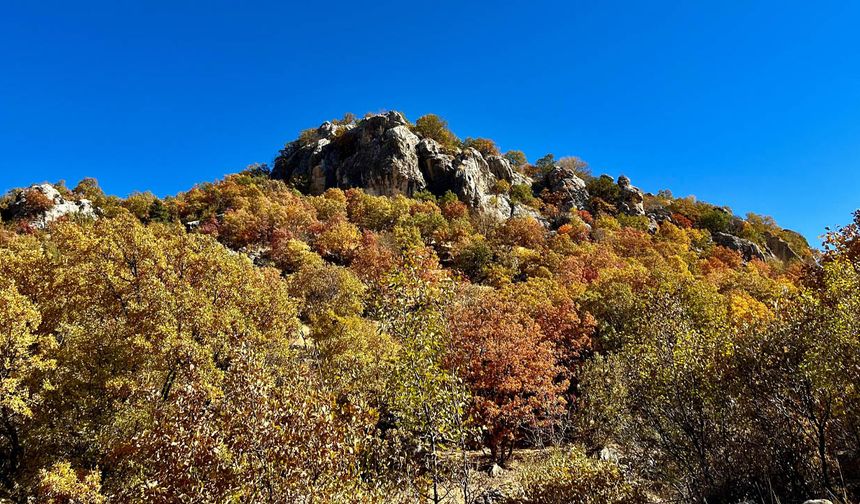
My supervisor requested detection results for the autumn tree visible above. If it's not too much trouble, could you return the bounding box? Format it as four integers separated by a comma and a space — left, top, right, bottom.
557, 156, 591, 180
0, 212, 385, 501
504, 150, 528, 168
463, 137, 500, 158
0, 280, 55, 495
413, 114, 460, 152
369, 267, 473, 503
447, 291, 565, 465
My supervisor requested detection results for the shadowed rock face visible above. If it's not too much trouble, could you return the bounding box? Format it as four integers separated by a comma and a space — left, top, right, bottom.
272, 112, 524, 222
713, 231, 772, 261
765, 232, 801, 262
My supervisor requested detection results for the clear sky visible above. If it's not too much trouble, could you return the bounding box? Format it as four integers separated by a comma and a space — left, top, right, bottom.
2, 1, 859, 244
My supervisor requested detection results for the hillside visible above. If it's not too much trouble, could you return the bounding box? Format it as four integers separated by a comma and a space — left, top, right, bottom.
0, 111, 858, 504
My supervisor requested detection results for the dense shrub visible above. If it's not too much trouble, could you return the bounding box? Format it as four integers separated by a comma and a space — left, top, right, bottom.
453, 237, 494, 281
463, 137, 500, 158
615, 214, 650, 231
504, 150, 528, 168
585, 175, 621, 205
21, 187, 54, 214
698, 207, 733, 234
508, 447, 646, 504
413, 114, 460, 151
509, 184, 538, 207
448, 292, 564, 464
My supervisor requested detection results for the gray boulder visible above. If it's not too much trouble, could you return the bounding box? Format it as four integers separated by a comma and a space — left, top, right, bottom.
486, 155, 515, 182
417, 140, 508, 212
488, 463, 505, 478
599, 444, 622, 464
511, 202, 550, 228
416, 140, 513, 221
453, 148, 510, 219
272, 111, 425, 196
543, 165, 590, 211
273, 113, 516, 221
802, 500, 833, 504
647, 206, 672, 223
618, 175, 645, 216
713, 232, 772, 261
475, 488, 508, 504
647, 215, 659, 234
511, 171, 533, 187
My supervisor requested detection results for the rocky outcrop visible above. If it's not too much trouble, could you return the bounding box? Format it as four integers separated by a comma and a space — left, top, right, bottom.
486, 155, 514, 182
713, 232, 772, 261
618, 175, 645, 216
417, 139, 513, 220
765, 232, 801, 262
416, 138, 456, 194
5, 184, 96, 228
511, 202, 550, 227
273, 112, 426, 196
274, 113, 522, 222
270, 114, 813, 266
542, 165, 590, 212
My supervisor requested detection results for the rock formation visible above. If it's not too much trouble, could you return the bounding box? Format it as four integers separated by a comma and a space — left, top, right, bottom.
4, 183, 96, 228
273, 112, 526, 222
542, 164, 590, 212
269, 113, 809, 265
713, 231, 772, 261
765, 231, 801, 262
617, 175, 645, 216
272, 112, 425, 196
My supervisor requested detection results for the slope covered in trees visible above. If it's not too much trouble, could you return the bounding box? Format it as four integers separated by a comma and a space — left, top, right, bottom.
0, 112, 857, 503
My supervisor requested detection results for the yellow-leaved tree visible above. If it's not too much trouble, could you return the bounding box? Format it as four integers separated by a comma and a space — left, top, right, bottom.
0, 211, 381, 502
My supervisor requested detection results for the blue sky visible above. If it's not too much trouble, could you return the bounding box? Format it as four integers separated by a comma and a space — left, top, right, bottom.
2, 1, 859, 244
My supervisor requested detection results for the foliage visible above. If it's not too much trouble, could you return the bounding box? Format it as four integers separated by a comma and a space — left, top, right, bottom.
507, 447, 646, 504
453, 237, 494, 282
557, 156, 592, 180
504, 150, 528, 168
414, 114, 460, 151
0, 280, 56, 492
21, 187, 54, 214
580, 261, 860, 502
448, 292, 564, 464
585, 175, 620, 207
492, 178, 511, 195
698, 207, 733, 234
0, 136, 839, 503
463, 137, 500, 158
36, 462, 104, 504
509, 184, 537, 207
369, 266, 474, 502
289, 261, 365, 320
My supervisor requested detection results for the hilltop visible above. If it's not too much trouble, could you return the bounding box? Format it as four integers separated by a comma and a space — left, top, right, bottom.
271, 111, 811, 263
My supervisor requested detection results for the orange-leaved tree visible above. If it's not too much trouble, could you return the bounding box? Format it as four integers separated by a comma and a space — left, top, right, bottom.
447, 291, 565, 464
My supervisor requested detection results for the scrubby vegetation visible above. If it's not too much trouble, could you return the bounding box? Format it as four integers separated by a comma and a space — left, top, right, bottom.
0, 115, 857, 503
